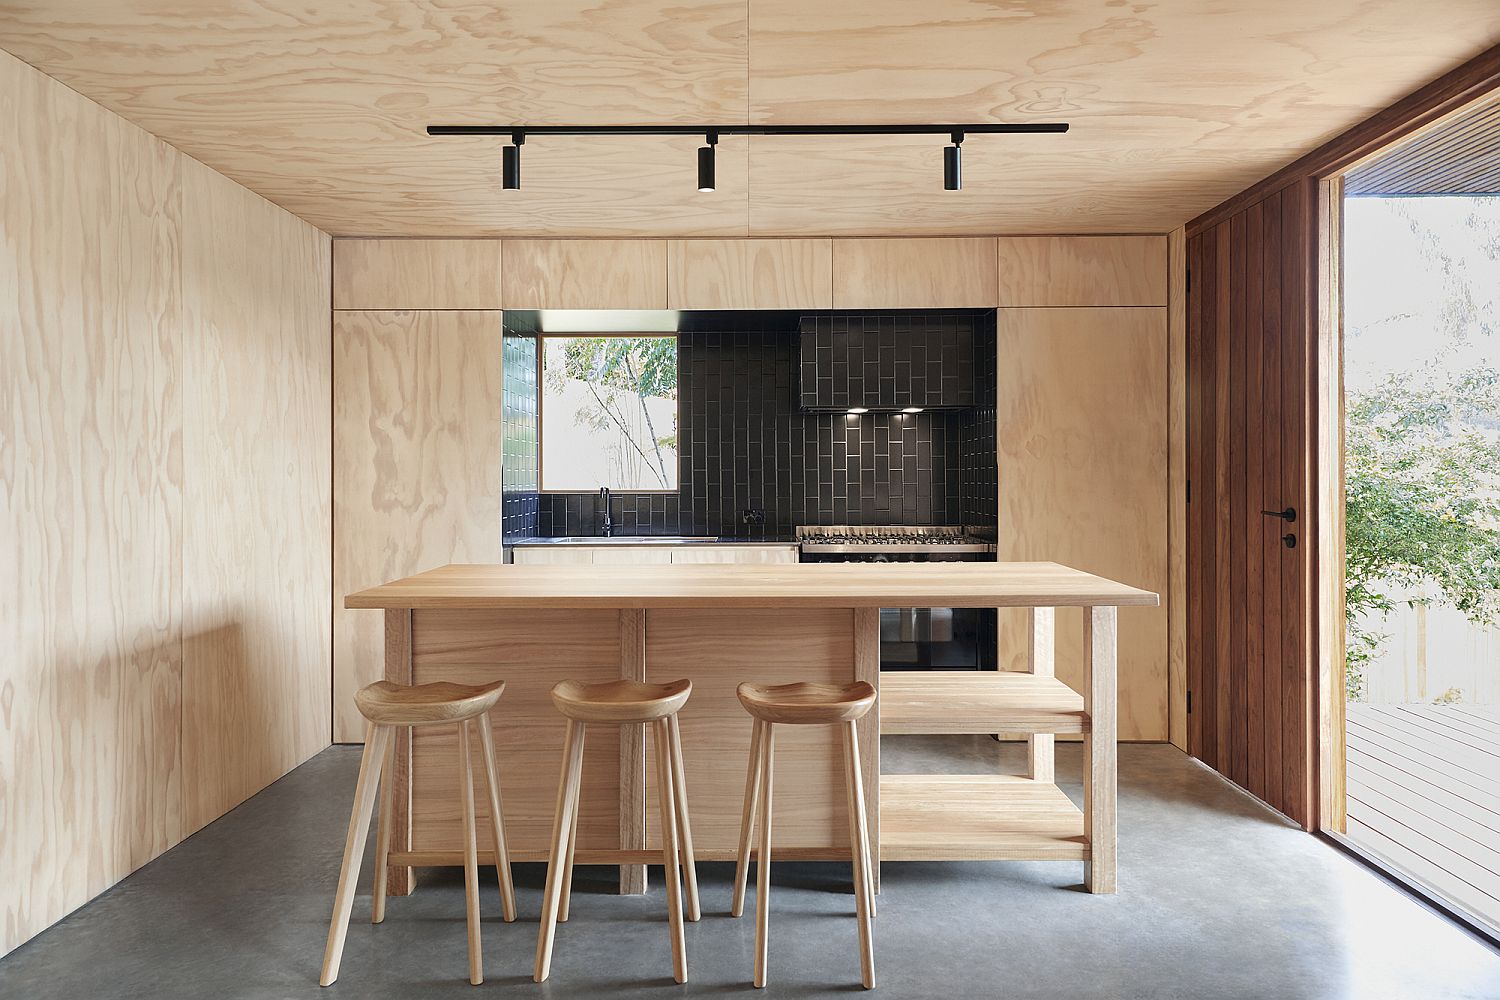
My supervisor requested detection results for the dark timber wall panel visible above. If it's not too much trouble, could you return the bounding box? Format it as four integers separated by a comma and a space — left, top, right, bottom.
1186, 180, 1316, 827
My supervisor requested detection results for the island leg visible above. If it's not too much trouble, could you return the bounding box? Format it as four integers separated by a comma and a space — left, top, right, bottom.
1027, 607, 1056, 783
853, 607, 881, 893
1084, 605, 1118, 893
619, 609, 648, 894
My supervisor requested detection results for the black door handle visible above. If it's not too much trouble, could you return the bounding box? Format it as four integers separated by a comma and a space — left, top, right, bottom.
1261, 507, 1297, 523
1282, 533, 1297, 549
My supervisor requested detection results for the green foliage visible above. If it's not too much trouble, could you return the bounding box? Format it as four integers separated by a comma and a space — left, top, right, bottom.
550, 336, 678, 399
544, 336, 678, 488
1344, 366, 1500, 700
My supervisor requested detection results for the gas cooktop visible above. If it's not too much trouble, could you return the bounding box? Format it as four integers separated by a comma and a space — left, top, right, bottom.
796, 525, 995, 554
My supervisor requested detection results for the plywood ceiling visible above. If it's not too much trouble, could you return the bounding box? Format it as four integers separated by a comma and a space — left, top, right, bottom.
2, 1, 1498, 237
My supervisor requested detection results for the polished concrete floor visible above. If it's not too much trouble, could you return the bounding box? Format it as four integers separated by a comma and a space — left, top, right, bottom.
2, 738, 1498, 999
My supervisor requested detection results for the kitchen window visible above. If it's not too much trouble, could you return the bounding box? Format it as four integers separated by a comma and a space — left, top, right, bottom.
539, 334, 679, 491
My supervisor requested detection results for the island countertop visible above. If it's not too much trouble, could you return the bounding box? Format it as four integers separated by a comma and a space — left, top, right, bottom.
346, 561, 1160, 610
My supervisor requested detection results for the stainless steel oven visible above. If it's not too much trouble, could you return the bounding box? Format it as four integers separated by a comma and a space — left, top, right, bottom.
796, 526, 997, 671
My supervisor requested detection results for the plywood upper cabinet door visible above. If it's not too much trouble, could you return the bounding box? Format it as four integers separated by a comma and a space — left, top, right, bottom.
832, 238, 998, 308
502, 239, 667, 309
994, 306, 1168, 742
333, 239, 504, 310
333, 310, 503, 742
667, 239, 833, 309
996, 236, 1168, 307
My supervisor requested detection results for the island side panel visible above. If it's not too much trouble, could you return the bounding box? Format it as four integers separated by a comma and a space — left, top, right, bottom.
406, 608, 623, 863
643, 607, 855, 857
385, 608, 414, 896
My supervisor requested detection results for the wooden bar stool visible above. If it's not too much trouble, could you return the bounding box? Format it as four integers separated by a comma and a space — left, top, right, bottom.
732, 680, 877, 990
320, 680, 516, 987
534, 678, 699, 984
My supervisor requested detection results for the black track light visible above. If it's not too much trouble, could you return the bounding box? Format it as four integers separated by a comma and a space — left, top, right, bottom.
697, 131, 717, 192
502, 131, 524, 190
944, 131, 963, 191
427, 122, 1074, 194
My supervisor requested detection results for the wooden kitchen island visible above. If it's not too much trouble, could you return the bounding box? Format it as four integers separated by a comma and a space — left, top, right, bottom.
346, 562, 1158, 897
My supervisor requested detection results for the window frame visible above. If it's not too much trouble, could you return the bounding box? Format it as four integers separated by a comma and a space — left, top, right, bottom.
536, 331, 681, 494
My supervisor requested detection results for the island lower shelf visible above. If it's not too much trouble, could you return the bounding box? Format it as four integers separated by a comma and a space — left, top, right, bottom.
880, 774, 1088, 862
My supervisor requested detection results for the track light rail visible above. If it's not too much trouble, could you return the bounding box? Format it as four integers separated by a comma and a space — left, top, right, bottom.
427, 123, 1068, 137
431, 122, 1069, 191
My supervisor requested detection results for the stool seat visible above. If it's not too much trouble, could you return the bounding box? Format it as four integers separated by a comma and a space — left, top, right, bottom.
736, 681, 876, 725
355, 679, 506, 725
550, 678, 692, 723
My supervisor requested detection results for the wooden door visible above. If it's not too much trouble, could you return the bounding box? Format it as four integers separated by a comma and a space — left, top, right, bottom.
1186, 181, 1318, 827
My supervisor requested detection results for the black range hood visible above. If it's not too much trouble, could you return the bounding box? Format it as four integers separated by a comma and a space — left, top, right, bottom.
798, 313, 977, 412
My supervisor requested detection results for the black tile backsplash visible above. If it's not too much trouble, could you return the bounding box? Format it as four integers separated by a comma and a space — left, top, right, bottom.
959, 313, 997, 541
501, 312, 997, 541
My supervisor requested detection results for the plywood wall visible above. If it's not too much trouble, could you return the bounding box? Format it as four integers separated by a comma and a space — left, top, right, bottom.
1, 47, 185, 960
179, 160, 333, 835
0, 51, 331, 955
332, 311, 503, 742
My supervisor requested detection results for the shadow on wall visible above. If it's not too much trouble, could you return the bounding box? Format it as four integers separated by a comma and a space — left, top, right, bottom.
181, 619, 308, 836
3, 623, 182, 958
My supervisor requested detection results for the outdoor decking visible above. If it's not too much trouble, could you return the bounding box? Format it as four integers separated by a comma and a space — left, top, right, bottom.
1345, 703, 1500, 932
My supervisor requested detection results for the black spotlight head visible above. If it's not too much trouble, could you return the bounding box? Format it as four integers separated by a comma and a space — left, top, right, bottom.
943, 135, 962, 191
502, 145, 520, 189
502, 132, 524, 190
697, 132, 717, 192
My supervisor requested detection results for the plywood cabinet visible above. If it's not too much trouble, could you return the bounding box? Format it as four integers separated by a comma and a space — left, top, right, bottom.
995, 307, 1168, 741
333, 239, 504, 310
502, 239, 666, 309
333, 310, 503, 742
667, 239, 832, 309
832, 238, 998, 308
670, 545, 798, 564
996, 236, 1167, 307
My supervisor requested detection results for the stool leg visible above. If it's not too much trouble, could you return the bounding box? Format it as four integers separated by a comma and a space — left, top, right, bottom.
843, 721, 876, 990
371, 724, 397, 924
667, 713, 700, 922
535, 719, 586, 983
559, 731, 584, 923
731, 719, 765, 918
753, 723, 776, 989
474, 710, 516, 922
653, 718, 688, 984
319, 722, 392, 987
457, 720, 483, 986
